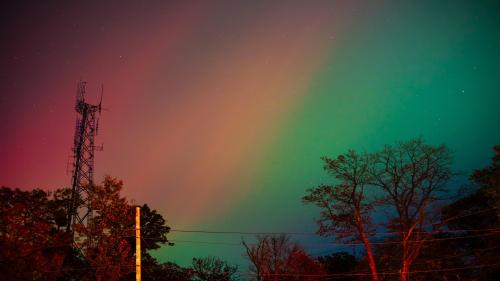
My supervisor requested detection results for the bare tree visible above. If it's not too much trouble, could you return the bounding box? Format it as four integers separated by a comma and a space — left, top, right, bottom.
242, 234, 323, 281
303, 150, 379, 281
191, 256, 238, 281
243, 235, 269, 281
370, 139, 453, 281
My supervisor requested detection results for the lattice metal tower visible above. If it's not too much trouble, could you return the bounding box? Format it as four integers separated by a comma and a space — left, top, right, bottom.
66, 81, 102, 234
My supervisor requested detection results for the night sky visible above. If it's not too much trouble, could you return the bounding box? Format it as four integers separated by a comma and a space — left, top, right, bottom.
1, 0, 500, 267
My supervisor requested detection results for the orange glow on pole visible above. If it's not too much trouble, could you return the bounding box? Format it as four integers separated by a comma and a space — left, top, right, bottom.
136, 206, 141, 281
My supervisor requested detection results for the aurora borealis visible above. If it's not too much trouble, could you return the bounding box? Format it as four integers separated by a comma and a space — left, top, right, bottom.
1, 0, 500, 268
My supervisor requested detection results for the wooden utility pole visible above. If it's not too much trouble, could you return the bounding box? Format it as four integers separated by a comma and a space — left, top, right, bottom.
136, 206, 141, 281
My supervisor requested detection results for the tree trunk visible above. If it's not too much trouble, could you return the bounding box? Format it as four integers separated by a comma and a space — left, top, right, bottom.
401, 260, 410, 281
400, 237, 409, 281
361, 232, 379, 281
356, 213, 379, 281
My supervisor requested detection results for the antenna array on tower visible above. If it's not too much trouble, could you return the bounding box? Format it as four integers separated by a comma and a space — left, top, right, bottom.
66, 81, 103, 238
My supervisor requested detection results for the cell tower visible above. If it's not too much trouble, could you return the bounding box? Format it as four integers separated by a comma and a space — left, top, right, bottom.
66, 81, 103, 234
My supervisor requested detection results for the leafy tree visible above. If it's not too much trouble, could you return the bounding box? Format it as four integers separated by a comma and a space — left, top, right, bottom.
191, 256, 238, 281
0, 175, 173, 281
72, 176, 173, 281
0, 187, 69, 281
123, 204, 174, 281
303, 150, 379, 281
125, 203, 173, 258
74, 177, 134, 281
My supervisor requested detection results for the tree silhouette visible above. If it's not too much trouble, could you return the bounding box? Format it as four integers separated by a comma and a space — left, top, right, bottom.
470, 145, 500, 214
317, 252, 358, 281
304, 139, 454, 281
303, 150, 379, 281
0, 187, 69, 281
1, 176, 174, 281
425, 145, 500, 281
191, 256, 238, 281
74, 176, 134, 281
132, 257, 193, 281
243, 234, 324, 281
370, 139, 453, 281
74, 176, 175, 281
123, 203, 174, 280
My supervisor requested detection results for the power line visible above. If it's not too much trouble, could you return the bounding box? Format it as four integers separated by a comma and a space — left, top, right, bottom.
169, 231, 500, 247
164, 205, 500, 236
169, 229, 318, 236
441, 205, 500, 224
10, 227, 499, 254
402, 245, 500, 269
9, 232, 500, 278
171, 239, 241, 246
141, 237, 159, 281
15, 257, 500, 277
168, 226, 500, 236
237, 262, 500, 277
138, 204, 500, 234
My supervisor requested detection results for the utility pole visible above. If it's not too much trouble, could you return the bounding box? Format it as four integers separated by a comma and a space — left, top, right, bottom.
136, 206, 141, 281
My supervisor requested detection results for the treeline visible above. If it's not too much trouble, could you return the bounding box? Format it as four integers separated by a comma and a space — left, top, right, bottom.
0, 176, 240, 281
1, 139, 499, 280
300, 140, 500, 281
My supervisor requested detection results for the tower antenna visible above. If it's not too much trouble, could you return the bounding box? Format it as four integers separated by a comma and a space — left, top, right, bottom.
66, 80, 103, 240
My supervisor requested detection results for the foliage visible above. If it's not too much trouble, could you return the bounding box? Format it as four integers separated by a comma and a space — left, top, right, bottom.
124, 203, 173, 265
72, 176, 134, 281
2, 144, 499, 281
0, 176, 173, 281
0, 187, 70, 281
